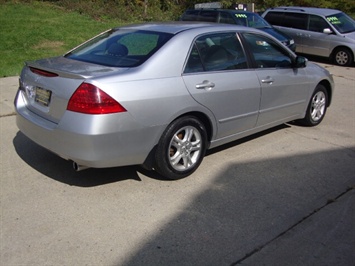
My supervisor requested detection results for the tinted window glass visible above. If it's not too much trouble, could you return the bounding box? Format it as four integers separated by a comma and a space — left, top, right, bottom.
264, 11, 284, 26
219, 12, 235, 24
181, 10, 200, 21
242, 33, 292, 68
65, 29, 173, 67
265, 12, 307, 30
199, 11, 219, 22
184, 45, 204, 73
309, 15, 329, 32
283, 13, 307, 29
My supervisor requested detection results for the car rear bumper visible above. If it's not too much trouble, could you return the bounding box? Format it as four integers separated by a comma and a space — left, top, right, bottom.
15, 90, 161, 168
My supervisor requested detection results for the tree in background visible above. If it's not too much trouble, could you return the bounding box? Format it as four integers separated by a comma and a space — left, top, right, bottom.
34, 0, 355, 21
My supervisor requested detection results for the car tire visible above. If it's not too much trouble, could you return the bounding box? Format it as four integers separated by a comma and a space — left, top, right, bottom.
333, 47, 353, 66
299, 84, 328, 127
154, 116, 207, 180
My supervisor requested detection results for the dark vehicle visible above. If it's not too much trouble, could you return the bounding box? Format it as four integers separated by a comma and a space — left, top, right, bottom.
180, 9, 296, 51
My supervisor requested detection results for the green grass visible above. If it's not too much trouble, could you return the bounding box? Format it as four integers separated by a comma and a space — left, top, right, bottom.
0, 2, 123, 77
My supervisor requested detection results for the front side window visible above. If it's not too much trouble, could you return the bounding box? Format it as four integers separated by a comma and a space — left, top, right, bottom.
242, 33, 293, 68
65, 29, 173, 67
309, 15, 329, 32
184, 32, 247, 73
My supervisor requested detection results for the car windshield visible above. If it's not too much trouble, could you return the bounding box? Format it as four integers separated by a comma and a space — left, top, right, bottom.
65, 29, 173, 67
234, 13, 271, 28
326, 12, 355, 34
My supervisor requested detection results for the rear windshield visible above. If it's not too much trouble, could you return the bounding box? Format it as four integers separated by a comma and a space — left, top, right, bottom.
65, 29, 173, 67
326, 12, 355, 34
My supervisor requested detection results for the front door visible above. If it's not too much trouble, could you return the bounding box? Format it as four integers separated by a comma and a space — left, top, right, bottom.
302, 15, 332, 57
241, 32, 310, 126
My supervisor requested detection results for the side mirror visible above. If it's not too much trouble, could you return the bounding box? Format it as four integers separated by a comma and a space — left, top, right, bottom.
323, 28, 333, 34
294, 56, 307, 68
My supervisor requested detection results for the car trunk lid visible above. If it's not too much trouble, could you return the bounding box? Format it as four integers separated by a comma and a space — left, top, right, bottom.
19, 56, 128, 124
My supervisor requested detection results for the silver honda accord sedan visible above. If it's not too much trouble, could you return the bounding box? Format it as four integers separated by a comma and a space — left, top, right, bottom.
15, 22, 334, 179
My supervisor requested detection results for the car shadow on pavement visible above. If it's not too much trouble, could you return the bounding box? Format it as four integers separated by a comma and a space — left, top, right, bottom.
138, 124, 290, 181
206, 124, 290, 156
13, 131, 142, 187
13, 124, 291, 185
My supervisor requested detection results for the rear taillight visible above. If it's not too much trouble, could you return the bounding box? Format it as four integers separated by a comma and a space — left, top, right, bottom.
29, 67, 58, 77
67, 83, 126, 114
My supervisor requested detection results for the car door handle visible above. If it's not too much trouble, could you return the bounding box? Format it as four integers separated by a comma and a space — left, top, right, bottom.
196, 80, 215, 90
261, 77, 274, 84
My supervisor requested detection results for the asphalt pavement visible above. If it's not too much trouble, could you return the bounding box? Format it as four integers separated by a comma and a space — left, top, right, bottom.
1, 63, 354, 266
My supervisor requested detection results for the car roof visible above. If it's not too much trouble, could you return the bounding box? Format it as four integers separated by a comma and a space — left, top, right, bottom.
269, 6, 342, 16
185, 8, 257, 15
116, 21, 249, 35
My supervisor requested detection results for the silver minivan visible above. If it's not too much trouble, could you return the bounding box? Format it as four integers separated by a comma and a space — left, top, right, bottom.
262, 7, 355, 66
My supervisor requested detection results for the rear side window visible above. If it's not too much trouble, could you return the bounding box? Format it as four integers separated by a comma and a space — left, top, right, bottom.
284, 13, 308, 29
199, 11, 219, 22
265, 11, 307, 30
184, 32, 248, 73
264, 11, 284, 26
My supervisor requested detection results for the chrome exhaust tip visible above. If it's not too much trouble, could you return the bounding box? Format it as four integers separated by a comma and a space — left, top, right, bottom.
73, 162, 89, 171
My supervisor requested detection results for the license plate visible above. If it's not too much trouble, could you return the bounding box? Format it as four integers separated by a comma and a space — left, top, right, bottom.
35, 87, 52, 106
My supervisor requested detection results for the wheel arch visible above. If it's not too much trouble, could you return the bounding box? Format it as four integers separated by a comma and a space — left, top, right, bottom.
318, 79, 333, 107
174, 111, 214, 145
142, 111, 214, 170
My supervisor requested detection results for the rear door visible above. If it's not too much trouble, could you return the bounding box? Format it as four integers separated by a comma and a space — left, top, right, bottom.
182, 32, 261, 139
